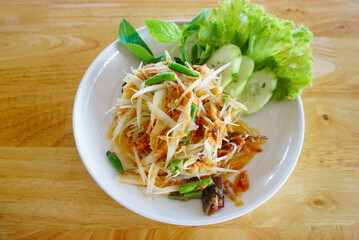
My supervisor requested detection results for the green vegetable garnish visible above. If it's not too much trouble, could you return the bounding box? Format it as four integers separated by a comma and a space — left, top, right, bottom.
144, 72, 176, 85
106, 151, 124, 174
168, 62, 199, 77
168, 190, 203, 200
148, 54, 166, 64
179, 177, 214, 194
118, 0, 314, 107
118, 20, 168, 64
181, 104, 198, 145
168, 159, 182, 175
118, 18, 154, 63
118, 9, 210, 64
198, 0, 314, 100
144, 9, 210, 64
190, 44, 200, 65
190, 104, 198, 120
181, 131, 191, 145
144, 19, 182, 43
174, 57, 185, 65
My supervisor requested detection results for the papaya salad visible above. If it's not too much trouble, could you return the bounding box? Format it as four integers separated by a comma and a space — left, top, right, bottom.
107, 52, 267, 215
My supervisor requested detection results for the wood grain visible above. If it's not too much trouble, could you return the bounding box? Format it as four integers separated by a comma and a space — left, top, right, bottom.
1, 0, 359, 239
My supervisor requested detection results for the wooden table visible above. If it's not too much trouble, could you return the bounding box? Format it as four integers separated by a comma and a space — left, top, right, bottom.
1, 0, 358, 239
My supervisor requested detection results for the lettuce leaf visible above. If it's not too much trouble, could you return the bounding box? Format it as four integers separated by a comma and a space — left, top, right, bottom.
245, 12, 295, 66
196, 0, 314, 100
197, 0, 249, 47
273, 25, 314, 99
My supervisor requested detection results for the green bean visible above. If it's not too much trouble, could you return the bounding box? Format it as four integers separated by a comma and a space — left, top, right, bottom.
190, 104, 198, 120
106, 151, 124, 174
181, 131, 191, 145
180, 104, 197, 145
168, 62, 199, 77
168, 159, 182, 175
168, 190, 203, 200
144, 72, 176, 85
179, 177, 214, 194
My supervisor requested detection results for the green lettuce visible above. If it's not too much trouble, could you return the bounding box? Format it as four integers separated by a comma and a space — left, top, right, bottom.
245, 12, 295, 66
196, 0, 314, 100
273, 25, 314, 99
197, 0, 249, 48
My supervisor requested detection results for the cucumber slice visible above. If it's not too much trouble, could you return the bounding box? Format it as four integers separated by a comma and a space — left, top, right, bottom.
238, 68, 277, 115
225, 55, 255, 96
206, 44, 241, 69
206, 44, 242, 87
221, 56, 242, 87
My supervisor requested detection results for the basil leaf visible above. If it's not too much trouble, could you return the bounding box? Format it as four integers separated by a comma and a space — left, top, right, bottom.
147, 54, 166, 63
144, 19, 182, 43
183, 9, 210, 38
174, 57, 185, 65
118, 18, 153, 55
198, 44, 216, 65
191, 44, 199, 65
179, 45, 190, 63
121, 42, 155, 63
189, 9, 210, 31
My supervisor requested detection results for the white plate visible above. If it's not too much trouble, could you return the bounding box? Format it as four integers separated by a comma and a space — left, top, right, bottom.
73, 20, 304, 226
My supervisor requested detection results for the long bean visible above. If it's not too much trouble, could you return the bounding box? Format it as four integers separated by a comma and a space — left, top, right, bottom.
190, 104, 198, 120
179, 177, 214, 194
106, 151, 124, 174
168, 62, 199, 77
168, 190, 203, 200
181, 104, 198, 145
181, 131, 191, 145
144, 72, 176, 85
168, 159, 182, 175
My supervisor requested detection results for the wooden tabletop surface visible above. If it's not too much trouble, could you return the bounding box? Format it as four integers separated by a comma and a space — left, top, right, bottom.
1, 0, 359, 239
